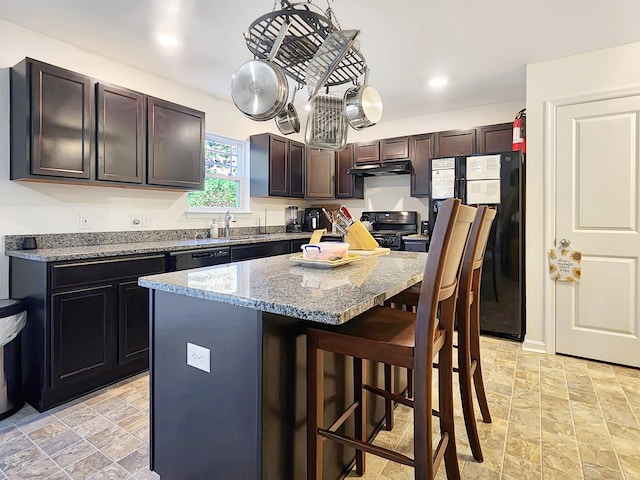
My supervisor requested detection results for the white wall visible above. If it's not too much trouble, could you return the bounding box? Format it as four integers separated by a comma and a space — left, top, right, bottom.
525, 41, 640, 352
0, 18, 523, 298
0, 19, 307, 298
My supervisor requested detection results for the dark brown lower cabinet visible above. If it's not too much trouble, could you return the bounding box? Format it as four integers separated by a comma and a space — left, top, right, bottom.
231, 241, 291, 262
118, 280, 151, 366
52, 285, 116, 386
11, 254, 165, 411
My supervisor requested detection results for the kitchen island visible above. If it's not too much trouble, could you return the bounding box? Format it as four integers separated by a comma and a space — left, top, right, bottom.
139, 251, 427, 480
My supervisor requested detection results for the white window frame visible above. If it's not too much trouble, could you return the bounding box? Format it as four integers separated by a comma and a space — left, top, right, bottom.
185, 133, 250, 214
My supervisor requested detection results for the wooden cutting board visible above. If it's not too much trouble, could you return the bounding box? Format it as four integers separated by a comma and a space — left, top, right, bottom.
349, 247, 391, 256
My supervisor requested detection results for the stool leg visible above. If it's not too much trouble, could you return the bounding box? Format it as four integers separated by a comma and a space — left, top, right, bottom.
439, 297, 461, 480
471, 272, 492, 423
457, 299, 483, 462
407, 368, 414, 398
354, 357, 366, 475
307, 335, 324, 480
384, 364, 394, 431
413, 365, 433, 480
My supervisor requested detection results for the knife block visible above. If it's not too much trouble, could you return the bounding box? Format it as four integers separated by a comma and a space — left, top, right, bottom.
345, 221, 379, 250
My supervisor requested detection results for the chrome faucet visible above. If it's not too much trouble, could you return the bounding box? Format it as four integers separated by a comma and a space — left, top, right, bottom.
224, 211, 236, 237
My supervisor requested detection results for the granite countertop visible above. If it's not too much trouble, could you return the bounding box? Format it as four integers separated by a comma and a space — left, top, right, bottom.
5, 233, 316, 262
138, 251, 427, 325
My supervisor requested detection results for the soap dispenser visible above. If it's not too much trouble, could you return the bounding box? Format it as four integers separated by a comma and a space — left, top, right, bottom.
210, 219, 219, 238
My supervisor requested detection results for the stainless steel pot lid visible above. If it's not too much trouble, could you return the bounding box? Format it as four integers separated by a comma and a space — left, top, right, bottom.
231, 60, 289, 119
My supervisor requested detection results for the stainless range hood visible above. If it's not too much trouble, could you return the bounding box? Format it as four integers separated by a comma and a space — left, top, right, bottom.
347, 160, 412, 176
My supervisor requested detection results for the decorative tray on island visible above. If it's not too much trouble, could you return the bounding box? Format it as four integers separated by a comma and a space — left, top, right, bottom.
290, 253, 361, 268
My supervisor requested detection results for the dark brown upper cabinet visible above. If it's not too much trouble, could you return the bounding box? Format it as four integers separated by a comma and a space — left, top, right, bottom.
147, 97, 205, 190
409, 133, 435, 198
434, 128, 477, 157
477, 122, 513, 153
289, 140, 305, 198
11, 57, 205, 191
11, 58, 93, 180
306, 147, 335, 199
335, 145, 364, 199
250, 133, 305, 198
354, 141, 380, 164
96, 83, 145, 184
380, 136, 410, 161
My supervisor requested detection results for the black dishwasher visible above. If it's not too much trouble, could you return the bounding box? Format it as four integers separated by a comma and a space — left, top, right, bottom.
168, 247, 231, 271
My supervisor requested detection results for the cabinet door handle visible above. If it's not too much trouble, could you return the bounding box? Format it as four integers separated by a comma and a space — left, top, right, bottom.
192, 252, 215, 259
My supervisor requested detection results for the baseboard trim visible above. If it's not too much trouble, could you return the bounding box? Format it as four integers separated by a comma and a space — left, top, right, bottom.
522, 339, 547, 354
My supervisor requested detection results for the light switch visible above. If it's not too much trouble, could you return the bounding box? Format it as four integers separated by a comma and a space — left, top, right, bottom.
186, 342, 210, 373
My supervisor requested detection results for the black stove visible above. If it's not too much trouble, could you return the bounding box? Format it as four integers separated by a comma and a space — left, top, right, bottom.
360, 211, 419, 250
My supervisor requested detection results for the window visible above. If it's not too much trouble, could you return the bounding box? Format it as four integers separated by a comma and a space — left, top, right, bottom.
187, 133, 248, 212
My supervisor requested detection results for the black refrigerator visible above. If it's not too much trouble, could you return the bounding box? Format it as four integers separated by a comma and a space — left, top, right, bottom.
429, 152, 525, 341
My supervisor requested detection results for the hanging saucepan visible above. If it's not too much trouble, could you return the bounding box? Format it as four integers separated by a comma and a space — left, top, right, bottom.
275, 84, 301, 135
231, 20, 291, 121
344, 68, 383, 130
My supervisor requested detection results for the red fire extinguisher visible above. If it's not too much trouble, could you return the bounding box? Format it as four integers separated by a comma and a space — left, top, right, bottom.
513, 108, 526, 153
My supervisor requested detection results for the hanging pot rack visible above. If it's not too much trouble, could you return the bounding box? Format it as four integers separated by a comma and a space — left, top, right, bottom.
243, 0, 367, 88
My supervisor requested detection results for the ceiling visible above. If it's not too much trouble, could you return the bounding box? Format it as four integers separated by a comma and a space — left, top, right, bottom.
1, 0, 640, 121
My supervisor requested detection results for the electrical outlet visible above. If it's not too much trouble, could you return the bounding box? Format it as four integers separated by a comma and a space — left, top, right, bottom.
186, 343, 210, 373
79, 214, 90, 229
142, 215, 151, 227
131, 213, 142, 228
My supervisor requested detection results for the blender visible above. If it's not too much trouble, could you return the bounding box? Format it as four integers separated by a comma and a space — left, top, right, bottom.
285, 206, 301, 232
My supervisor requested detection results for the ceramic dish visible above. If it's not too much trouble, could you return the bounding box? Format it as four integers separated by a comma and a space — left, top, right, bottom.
290, 253, 361, 269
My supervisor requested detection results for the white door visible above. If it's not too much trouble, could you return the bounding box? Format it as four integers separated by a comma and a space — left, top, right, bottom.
555, 93, 640, 368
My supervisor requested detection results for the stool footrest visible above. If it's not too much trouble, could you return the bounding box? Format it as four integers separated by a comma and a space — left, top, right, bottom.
470, 359, 477, 376
327, 402, 359, 433
433, 432, 449, 473
318, 428, 415, 467
362, 384, 414, 408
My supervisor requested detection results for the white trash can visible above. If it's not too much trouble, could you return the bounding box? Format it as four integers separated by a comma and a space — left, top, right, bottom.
0, 299, 26, 419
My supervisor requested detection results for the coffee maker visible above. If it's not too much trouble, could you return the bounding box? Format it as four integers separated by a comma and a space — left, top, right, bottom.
303, 208, 325, 232
285, 206, 302, 232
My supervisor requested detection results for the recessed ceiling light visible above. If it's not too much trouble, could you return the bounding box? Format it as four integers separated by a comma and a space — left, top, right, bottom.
158, 33, 178, 48
429, 76, 448, 88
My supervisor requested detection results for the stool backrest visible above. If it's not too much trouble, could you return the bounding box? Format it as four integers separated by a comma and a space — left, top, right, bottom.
457, 206, 493, 302
414, 200, 475, 351
472, 207, 497, 271
438, 204, 477, 301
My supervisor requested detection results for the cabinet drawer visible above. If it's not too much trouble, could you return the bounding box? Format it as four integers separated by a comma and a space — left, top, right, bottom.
51, 254, 166, 289
231, 242, 291, 262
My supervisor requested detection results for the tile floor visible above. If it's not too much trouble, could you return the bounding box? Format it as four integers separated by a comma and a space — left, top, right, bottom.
0, 374, 155, 480
353, 336, 640, 480
0, 336, 638, 479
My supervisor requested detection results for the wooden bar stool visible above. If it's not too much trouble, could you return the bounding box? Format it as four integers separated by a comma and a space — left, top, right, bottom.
388, 206, 496, 462
306, 199, 476, 480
